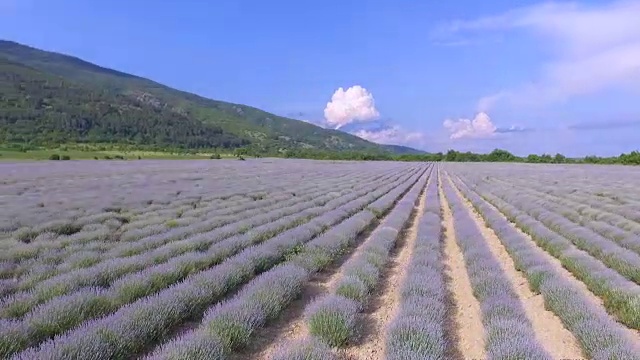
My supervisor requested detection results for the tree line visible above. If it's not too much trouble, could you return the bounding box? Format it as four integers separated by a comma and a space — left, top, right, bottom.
280, 148, 640, 165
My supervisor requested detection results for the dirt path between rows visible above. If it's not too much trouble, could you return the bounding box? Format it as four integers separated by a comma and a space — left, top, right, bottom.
246, 171, 430, 360
449, 173, 640, 346
444, 172, 585, 358
338, 174, 429, 360
439, 170, 486, 360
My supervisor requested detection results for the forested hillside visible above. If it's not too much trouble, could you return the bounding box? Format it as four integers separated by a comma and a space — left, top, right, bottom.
0, 40, 422, 154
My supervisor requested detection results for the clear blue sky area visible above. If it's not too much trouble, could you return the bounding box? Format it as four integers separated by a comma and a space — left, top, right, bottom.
1, 0, 639, 156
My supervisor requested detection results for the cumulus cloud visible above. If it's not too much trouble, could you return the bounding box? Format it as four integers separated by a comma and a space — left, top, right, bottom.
436, 1, 640, 110
443, 112, 498, 139
324, 85, 380, 129
354, 126, 424, 146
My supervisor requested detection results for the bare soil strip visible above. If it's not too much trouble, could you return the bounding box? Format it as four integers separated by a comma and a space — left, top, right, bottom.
445, 173, 585, 358
239, 171, 430, 360
337, 175, 429, 360
439, 170, 486, 360
449, 173, 640, 345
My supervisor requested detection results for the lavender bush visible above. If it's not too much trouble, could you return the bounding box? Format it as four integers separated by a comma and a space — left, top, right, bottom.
305, 294, 360, 347
451, 174, 640, 358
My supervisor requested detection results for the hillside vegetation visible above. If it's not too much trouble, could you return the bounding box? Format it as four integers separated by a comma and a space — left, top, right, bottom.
0, 40, 423, 155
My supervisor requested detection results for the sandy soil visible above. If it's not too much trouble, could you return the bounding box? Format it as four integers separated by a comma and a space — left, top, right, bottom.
439, 171, 486, 360
444, 172, 584, 359
338, 175, 429, 360
448, 173, 640, 346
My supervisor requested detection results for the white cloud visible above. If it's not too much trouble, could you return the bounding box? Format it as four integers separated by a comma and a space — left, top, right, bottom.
324, 85, 380, 129
353, 126, 424, 146
438, 1, 640, 110
443, 112, 497, 139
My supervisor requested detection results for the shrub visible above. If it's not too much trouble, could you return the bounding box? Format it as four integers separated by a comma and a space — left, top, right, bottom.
305, 295, 358, 347
343, 259, 379, 291
335, 276, 368, 304
210, 153, 221, 159
48, 154, 60, 160
204, 301, 264, 351
165, 220, 179, 228
61, 155, 71, 161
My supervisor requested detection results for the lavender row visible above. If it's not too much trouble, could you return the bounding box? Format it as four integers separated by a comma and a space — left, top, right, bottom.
488, 176, 640, 226
484, 178, 640, 255
3, 183, 290, 270
0, 205, 322, 356
0, 167, 410, 340
10, 166, 427, 359
145, 166, 430, 358
474, 181, 640, 284
0, 168, 395, 306
3, 191, 306, 293
441, 178, 551, 360
455, 176, 640, 330
288, 166, 430, 350
146, 201, 390, 359
451, 175, 640, 359
1, 165, 308, 243
0, 189, 335, 314
0, 170, 408, 303
101, 169, 397, 257
0, 170, 420, 356
2, 166, 372, 264
461, 168, 640, 235
385, 170, 447, 360
2, 159, 378, 232
2, 168, 363, 268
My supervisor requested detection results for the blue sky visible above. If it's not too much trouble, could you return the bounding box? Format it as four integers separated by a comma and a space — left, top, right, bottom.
1, 0, 639, 156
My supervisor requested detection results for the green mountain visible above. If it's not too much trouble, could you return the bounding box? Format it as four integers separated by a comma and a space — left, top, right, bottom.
0, 40, 424, 154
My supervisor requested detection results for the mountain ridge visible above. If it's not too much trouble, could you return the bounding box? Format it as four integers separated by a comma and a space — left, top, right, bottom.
0, 40, 424, 155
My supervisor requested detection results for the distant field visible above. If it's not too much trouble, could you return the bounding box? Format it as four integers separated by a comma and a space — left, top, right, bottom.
0, 160, 639, 359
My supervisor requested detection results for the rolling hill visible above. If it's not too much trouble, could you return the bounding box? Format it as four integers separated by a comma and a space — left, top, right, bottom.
0, 40, 424, 155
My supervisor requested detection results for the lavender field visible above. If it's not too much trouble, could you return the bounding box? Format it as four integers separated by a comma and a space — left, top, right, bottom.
1, 159, 639, 360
